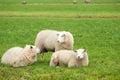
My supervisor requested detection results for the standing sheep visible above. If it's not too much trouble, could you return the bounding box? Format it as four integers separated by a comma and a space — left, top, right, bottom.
50, 49, 89, 67
1, 45, 40, 67
35, 30, 74, 59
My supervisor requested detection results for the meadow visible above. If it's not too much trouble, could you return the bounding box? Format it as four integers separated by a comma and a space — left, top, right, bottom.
0, 0, 120, 80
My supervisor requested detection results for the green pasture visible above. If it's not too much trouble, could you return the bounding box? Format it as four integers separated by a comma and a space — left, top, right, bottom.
0, 0, 120, 80
0, 4, 119, 18
0, 18, 120, 80
0, 0, 120, 18
0, 0, 120, 4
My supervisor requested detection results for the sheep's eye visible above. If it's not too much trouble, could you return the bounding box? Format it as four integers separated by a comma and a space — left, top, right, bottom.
57, 34, 59, 36
83, 49, 86, 52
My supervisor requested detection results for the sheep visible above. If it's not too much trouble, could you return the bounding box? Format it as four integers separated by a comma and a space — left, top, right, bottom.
1, 45, 40, 67
35, 30, 74, 60
50, 49, 88, 67
22, 1, 27, 5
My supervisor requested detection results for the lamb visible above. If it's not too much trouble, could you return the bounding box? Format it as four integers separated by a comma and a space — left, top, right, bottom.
35, 30, 74, 59
1, 45, 40, 67
50, 49, 88, 67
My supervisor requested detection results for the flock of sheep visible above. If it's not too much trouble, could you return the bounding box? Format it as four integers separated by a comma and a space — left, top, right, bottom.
1, 30, 89, 68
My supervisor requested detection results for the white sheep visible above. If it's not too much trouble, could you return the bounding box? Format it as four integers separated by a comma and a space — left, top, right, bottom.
35, 30, 74, 59
50, 49, 89, 67
1, 45, 40, 67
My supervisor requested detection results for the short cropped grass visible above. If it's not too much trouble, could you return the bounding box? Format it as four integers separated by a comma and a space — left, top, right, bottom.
0, 0, 120, 4
0, 0, 120, 18
0, 17, 120, 80
0, 0, 120, 79
0, 4, 119, 18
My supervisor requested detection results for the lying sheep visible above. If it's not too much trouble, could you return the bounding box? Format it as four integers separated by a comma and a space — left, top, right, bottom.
1, 45, 40, 67
35, 30, 74, 59
50, 49, 88, 67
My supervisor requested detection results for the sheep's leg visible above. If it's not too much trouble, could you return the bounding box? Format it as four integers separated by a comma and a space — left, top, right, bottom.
13, 61, 27, 67
12, 61, 20, 67
59, 63, 65, 67
81, 61, 88, 66
41, 52, 44, 60
68, 64, 75, 67
50, 57, 58, 67
50, 61, 57, 67
13, 64, 19, 67
68, 61, 76, 68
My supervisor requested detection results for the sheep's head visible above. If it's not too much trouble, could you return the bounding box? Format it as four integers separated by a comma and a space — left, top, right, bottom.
56, 31, 66, 43
25, 45, 40, 54
75, 49, 86, 60
24, 45, 40, 61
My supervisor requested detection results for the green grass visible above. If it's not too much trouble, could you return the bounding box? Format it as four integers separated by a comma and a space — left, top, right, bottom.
0, 17, 120, 80
0, 4, 119, 18
0, 0, 120, 4
0, 0, 119, 18
0, 0, 120, 79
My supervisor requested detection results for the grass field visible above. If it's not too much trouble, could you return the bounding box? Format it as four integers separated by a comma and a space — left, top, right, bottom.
0, 0, 120, 80
0, 3, 119, 18
0, 0, 120, 4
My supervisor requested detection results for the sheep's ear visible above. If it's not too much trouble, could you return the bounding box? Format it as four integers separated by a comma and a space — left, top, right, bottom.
84, 49, 87, 52
30, 46, 33, 49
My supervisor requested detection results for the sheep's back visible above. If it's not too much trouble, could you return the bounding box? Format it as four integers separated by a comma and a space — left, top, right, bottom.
54, 50, 76, 64
35, 30, 58, 50
1, 47, 23, 65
